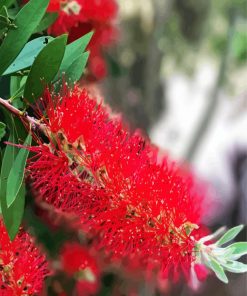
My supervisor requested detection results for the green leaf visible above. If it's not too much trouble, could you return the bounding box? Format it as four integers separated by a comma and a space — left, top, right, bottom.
0, 121, 6, 140
0, 0, 15, 10
3, 36, 53, 76
0, 121, 17, 214
6, 134, 31, 207
221, 260, 247, 273
5, 182, 25, 240
64, 51, 89, 85
226, 242, 247, 260
210, 258, 229, 283
54, 31, 93, 80
0, 0, 49, 74
216, 225, 244, 246
34, 12, 58, 33
24, 34, 67, 103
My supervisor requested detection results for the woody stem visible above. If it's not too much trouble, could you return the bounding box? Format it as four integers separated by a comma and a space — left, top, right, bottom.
0, 97, 46, 132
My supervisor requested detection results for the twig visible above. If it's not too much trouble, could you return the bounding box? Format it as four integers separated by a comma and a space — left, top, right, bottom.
0, 97, 46, 133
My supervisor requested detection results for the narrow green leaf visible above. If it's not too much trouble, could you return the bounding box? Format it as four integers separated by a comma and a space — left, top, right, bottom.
3, 36, 53, 76
0, 121, 17, 214
24, 34, 67, 103
65, 51, 89, 85
226, 242, 247, 260
0, 0, 49, 74
221, 260, 247, 273
5, 182, 25, 240
216, 225, 244, 246
0, 121, 6, 140
34, 12, 58, 33
6, 134, 31, 207
210, 258, 229, 283
54, 31, 93, 80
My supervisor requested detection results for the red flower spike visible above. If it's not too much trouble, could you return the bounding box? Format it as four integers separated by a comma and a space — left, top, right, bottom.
0, 219, 49, 295
60, 243, 100, 295
27, 85, 208, 282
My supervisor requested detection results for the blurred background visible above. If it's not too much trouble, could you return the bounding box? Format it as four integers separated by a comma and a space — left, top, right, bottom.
100, 0, 247, 295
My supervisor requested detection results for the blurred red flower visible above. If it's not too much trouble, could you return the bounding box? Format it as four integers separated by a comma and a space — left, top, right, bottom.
0, 220, 49, 295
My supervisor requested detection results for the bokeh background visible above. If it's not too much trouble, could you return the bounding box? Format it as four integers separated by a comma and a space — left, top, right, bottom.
100, 0, 247, 295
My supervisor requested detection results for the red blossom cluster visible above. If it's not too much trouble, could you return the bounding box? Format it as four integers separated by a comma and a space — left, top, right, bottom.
0, 220, 49, 295
33, 0, 118, 80
26, 85, 209, 284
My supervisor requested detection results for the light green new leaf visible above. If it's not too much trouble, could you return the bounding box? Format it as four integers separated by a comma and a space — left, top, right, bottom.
3, 36, 53, 76
221, 260, 247, 273
6, 134, 31, 207
0, 0, 49, 74
24, 34, 67, 103
226, 242, 247, 260
0, 121, 6, 140
216, 225, 244, 246
54, 31, 93, 80
210, 258, 229, 283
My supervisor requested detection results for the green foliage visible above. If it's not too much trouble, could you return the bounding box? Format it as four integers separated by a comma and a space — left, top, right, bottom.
197, 225, 247, 284
0, 121, 6, 140
0, 0, 92, 241
0, 0, 49, 74
3, 36, 54, 76
24, 34, 67, 103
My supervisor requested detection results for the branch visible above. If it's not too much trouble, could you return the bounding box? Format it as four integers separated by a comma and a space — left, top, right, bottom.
0, 97, 46, 133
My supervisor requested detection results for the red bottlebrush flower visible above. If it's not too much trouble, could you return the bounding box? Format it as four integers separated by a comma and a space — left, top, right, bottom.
60, 243, 100, 295
27, 85, 208, 282
0, 219, 49, 295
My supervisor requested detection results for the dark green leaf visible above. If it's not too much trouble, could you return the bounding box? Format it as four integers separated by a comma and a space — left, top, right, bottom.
64, 51, 89, 85
0, 0, 15, 10
216, 225, 244, 246
0, 0, 49, 74
0, 121, 17, 213
34, 12, 58, 33
3, 36, 53, 76
54, 31, 93, 80
5, 182, 25, 240
6, 134, 31, 207
0, 121, 6, 140
24, 34, 67, 103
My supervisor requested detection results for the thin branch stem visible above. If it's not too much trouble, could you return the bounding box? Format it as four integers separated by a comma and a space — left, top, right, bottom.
0, 97, 46, 132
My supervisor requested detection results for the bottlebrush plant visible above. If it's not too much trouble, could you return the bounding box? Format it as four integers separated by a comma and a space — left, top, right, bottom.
0, 0, 246, 295
23, 0, 118, 80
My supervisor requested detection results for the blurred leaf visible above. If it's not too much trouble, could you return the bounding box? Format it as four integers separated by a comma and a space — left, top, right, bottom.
209, 258, 229, 283
0, 121, 6, 140
232, 30, 247, 62
6, 134, 31, 207
3, 36, 53, 76
221, 260, 247, 273
54, 31, 93, 80
64, 51, 89, 85
0, 0, 15, 10
216, 225, 244, 246
34, 12, 58, 33
24, 34, 67, 103
0, 0, 49, 74
226, 242, 247, 260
